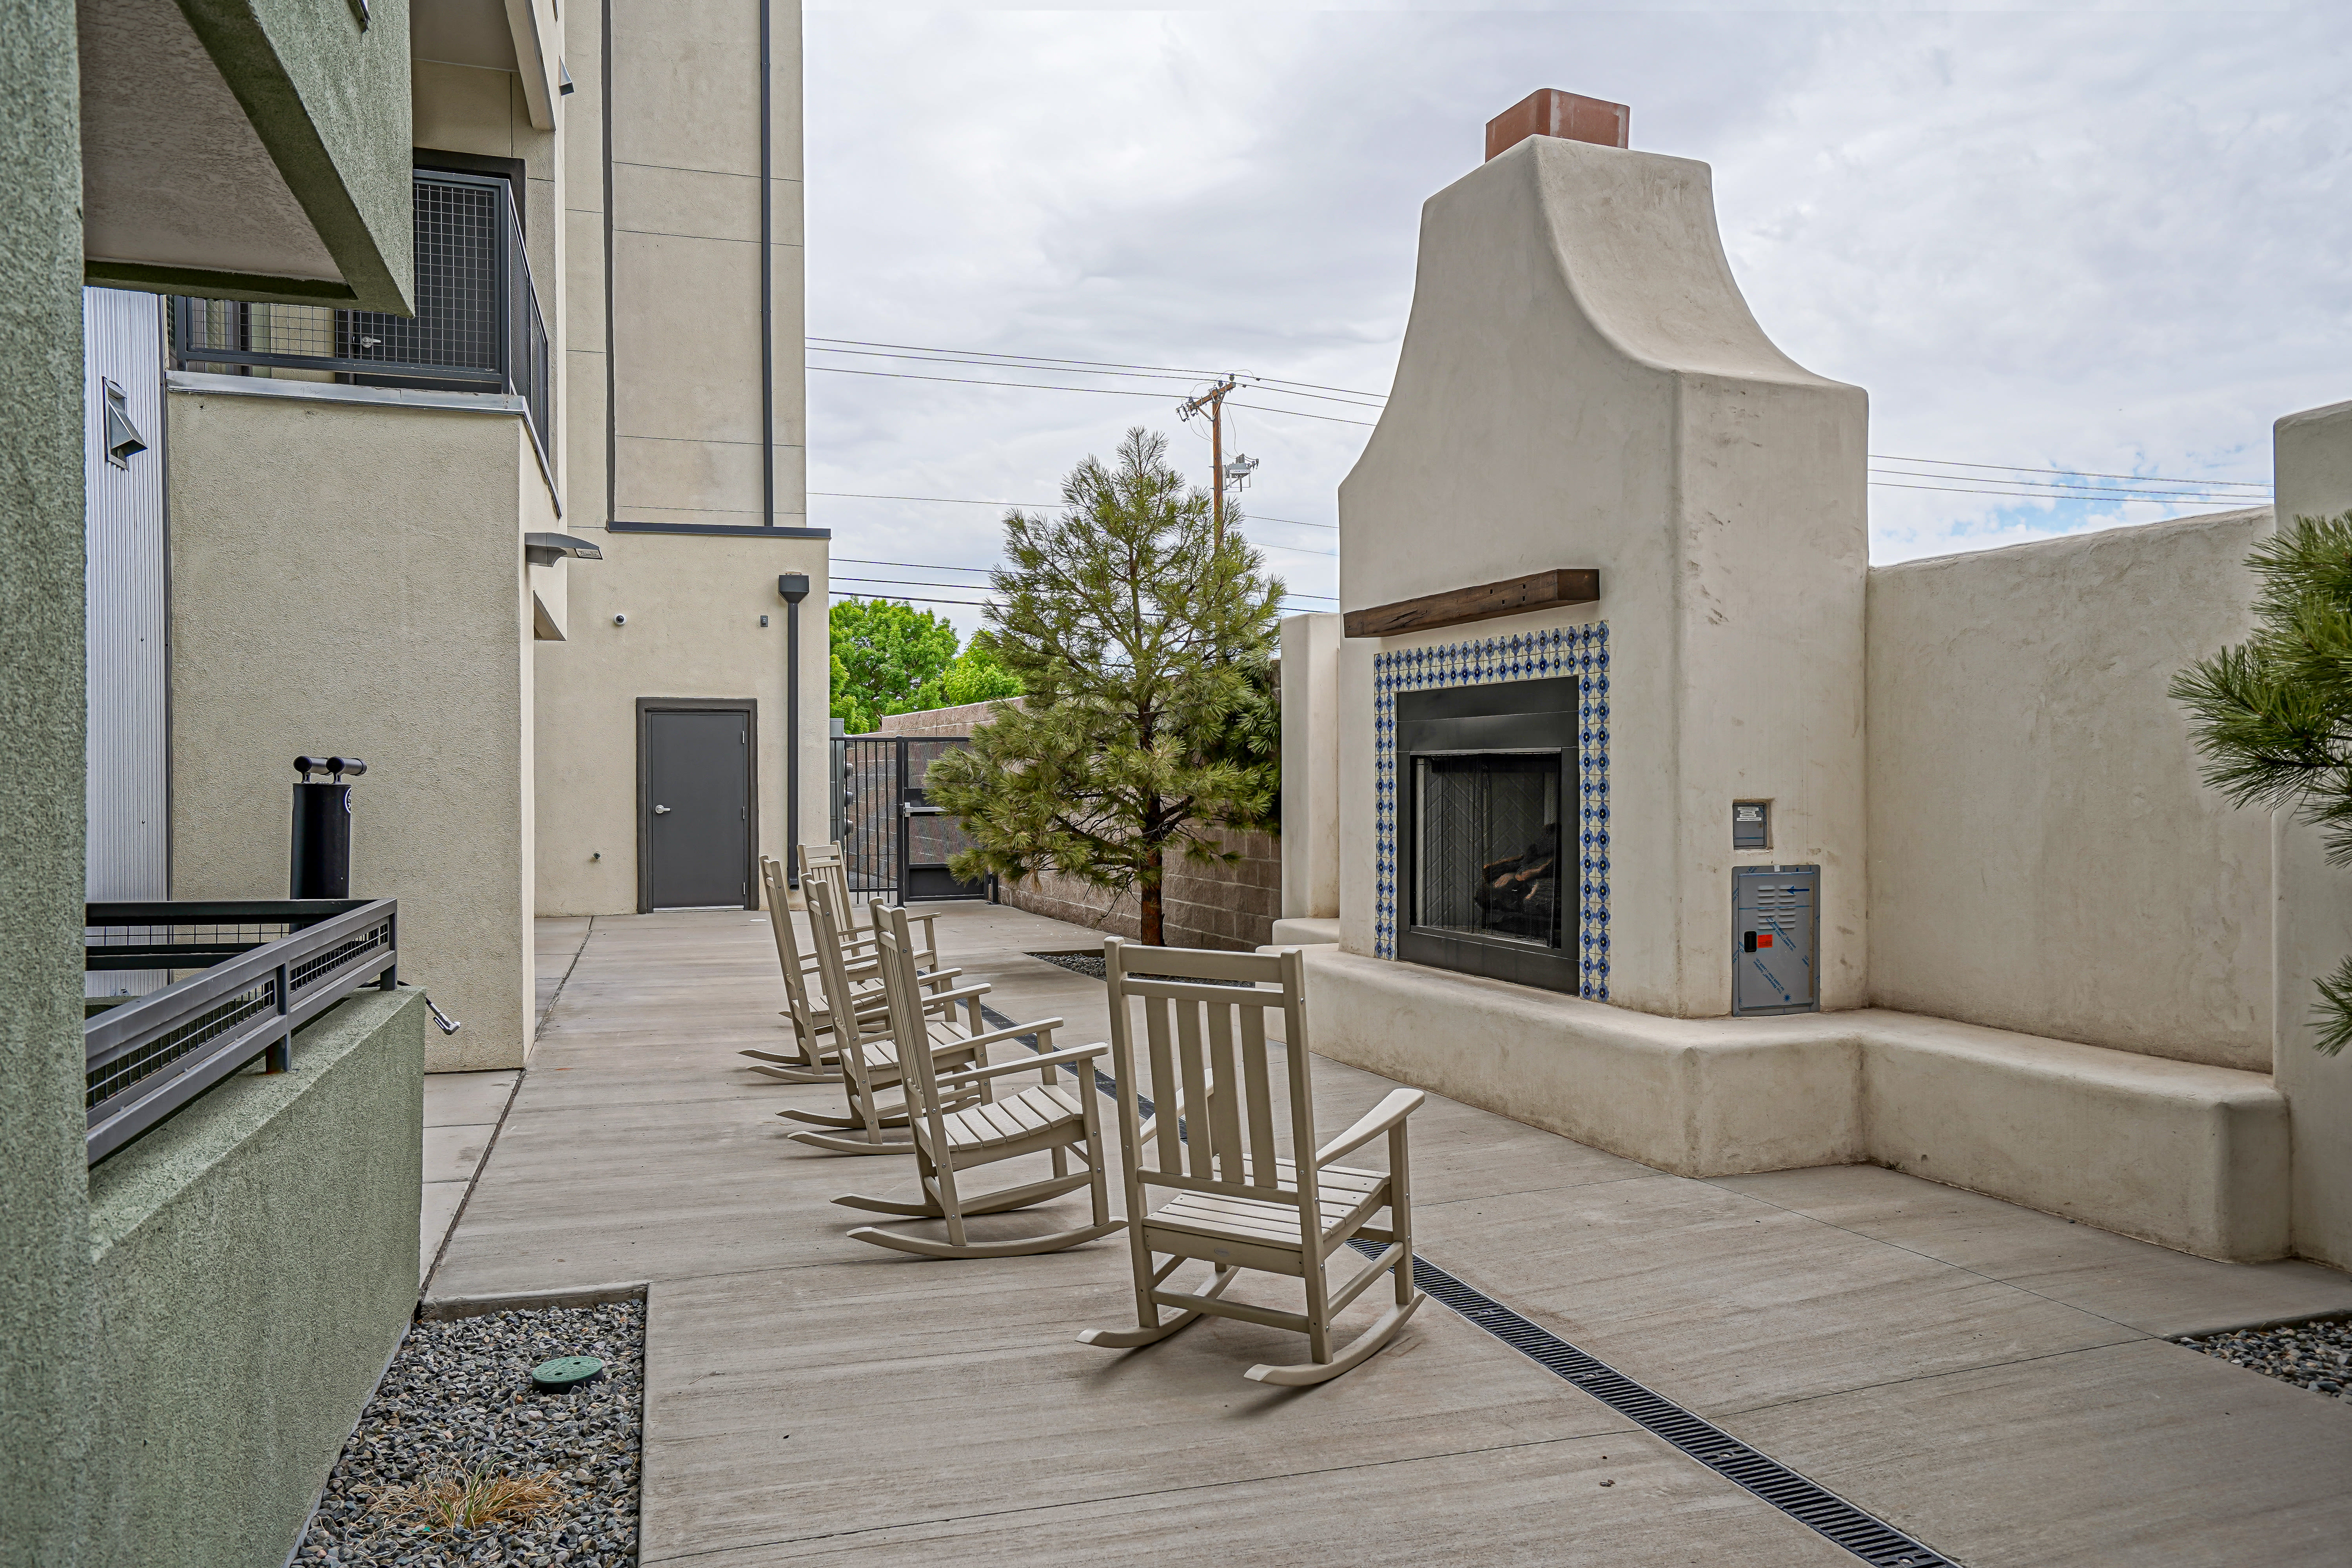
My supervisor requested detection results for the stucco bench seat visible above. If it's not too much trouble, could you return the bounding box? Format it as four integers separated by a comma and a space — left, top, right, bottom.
1299, 947, 2290, 1262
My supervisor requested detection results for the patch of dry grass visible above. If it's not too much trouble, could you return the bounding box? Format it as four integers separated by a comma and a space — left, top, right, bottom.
370, 1462, 565, 1534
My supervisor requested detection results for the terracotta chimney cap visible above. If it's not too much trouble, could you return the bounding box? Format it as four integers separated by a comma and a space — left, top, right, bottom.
1486, 89, 1629, 162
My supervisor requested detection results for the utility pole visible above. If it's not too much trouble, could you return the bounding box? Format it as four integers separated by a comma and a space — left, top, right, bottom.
1179, 377, 1239, 551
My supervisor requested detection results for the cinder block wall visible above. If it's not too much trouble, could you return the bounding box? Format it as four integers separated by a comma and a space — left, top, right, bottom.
85, 989, 425, 1568
1000, 829, 1282, 952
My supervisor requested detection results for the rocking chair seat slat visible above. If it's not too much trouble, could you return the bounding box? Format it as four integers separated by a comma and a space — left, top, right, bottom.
937, 1084, 1084, 1151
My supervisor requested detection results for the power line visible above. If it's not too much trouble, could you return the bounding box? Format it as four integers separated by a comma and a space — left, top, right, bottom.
1871, 454, 2270, 490
816, 492, 1343, 534
814, 490, 1056, 509
808, 336, 1392, 403
1866, 479, 2260, 505
809, 365, 1377, 426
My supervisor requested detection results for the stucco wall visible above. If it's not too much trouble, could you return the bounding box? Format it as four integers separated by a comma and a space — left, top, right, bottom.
1866, 509, 2276, 1070
2272, 399, 2352, 1270
579, 0, 808, 528
166, 385, 546, 1069
0, 4, 99, 1559
87, 987, 424, 1568
1280, 612, 1341, 921
534, 529, 830, 915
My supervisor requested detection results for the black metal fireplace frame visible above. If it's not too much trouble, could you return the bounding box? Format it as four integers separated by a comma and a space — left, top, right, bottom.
1396, 676, 1583, 994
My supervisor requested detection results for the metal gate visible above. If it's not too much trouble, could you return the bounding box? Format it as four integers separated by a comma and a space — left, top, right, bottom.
838, 736, 991, 904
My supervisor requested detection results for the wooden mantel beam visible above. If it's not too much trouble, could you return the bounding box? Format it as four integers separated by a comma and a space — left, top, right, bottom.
1342, 569, 1601, 639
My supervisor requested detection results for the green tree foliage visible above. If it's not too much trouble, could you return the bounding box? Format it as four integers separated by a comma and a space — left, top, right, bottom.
919, 637, 1025, 711
829, 599, 958, 735
2172, 512, 2352, 1054
925, 427, 1282, 944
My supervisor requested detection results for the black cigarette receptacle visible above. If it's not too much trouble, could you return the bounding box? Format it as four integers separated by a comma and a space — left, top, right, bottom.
290, 755, 366, 898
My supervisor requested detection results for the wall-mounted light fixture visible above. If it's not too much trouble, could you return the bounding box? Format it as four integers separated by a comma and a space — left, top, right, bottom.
525, 532, 604, 568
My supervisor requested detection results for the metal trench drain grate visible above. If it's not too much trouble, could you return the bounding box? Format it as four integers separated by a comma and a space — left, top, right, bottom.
982, 1005, 1958, 1566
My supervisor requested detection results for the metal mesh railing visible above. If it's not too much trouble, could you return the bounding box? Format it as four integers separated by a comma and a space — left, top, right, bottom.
87, 977, 278, 1109
173, 170, 552, 469
83, 900, 398, 1165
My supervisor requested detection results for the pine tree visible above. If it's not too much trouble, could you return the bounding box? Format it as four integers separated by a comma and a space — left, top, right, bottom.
2172, 511, 2352, 1054
926, 428, 1282, 944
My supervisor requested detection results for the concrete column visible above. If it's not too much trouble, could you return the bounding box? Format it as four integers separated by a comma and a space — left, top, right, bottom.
1279, 612, 1343, 920
2272, 398, 2352, 1270
0, 2, 96, 1561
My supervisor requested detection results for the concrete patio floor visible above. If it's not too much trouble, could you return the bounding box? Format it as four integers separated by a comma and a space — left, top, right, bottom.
430, 903, 2352, 1566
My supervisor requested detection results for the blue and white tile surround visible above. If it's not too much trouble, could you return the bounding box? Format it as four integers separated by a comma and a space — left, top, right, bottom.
1373, 622, 1610, 1000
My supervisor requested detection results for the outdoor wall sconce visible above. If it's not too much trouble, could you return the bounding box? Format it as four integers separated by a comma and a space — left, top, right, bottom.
525, 532, 604, 568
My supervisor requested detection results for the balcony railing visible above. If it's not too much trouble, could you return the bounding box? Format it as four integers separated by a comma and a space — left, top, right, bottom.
84, 899, 399, 1165
172, 169, 552, 470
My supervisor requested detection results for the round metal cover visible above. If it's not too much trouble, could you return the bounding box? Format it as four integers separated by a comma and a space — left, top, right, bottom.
530, 1354, 604, 1392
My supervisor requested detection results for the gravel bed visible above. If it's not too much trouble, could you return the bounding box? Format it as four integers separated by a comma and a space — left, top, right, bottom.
294, 1299, 644, 1566
2176, 1314, 2352, 1401
1029, 950, 1109, 980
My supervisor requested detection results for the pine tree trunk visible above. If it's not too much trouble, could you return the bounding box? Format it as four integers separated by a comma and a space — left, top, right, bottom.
1140, 846, 1164, 945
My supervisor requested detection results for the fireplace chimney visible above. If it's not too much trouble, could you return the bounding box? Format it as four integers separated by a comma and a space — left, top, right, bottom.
1485, 89, 1629, 162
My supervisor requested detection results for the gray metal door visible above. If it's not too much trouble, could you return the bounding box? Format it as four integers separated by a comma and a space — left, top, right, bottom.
643, 708, 753, 909
1733, 865, 1819, 1016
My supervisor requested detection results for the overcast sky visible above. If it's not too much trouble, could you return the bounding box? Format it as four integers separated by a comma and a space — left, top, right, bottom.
804, 3, 2349, 635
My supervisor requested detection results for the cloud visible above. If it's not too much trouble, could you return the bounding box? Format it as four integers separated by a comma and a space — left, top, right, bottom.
803, 5, 2348, 629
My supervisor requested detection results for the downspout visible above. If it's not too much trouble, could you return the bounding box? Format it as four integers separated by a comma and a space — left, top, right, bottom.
602, 0, 616, 523
759, 0, 774, 530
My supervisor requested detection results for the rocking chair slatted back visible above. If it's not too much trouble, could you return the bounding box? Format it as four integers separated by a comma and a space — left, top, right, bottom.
872, 901, 953, 1154
759, 856, 824, 1048
1108, 940, 1319, 1232
803, 871, 889, 1065
798, 842, 866, 943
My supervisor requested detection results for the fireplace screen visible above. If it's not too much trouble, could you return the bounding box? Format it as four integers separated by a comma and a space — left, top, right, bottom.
1412, 753, 1564, 949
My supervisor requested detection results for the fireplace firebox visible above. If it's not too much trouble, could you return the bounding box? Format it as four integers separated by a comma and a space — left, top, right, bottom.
1396, 676, 1582, 992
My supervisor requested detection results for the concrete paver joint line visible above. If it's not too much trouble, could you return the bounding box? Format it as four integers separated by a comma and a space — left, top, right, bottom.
1348, 1240, 1963, 1568
537, 914, 597, 1040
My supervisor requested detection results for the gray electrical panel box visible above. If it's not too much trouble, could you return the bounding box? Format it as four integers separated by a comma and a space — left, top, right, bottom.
1733, 865, 1818, 1016
1732, 800, 1770, 849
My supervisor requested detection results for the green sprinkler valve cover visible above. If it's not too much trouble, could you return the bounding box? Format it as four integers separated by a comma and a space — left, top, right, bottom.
530, 1355, 604, 1392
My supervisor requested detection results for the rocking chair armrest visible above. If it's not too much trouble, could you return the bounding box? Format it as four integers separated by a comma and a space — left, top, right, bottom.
1314, 1088, 1425, 1167
937, 1041, 1105, 1086
916, 967, 965, 991
945, 1017, 1065, 1054
915, 981, 993, 1009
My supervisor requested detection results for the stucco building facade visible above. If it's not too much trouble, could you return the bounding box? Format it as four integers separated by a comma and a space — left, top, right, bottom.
81, 0, 827, 1072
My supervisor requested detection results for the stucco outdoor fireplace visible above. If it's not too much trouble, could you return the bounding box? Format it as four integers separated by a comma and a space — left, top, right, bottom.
1397, 675, 1580, 993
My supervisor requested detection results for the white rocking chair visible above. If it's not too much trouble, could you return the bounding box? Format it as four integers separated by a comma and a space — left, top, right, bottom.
1078, 939, 1425, 1386
778, 873, 995, 1154
833, 904, 1122, 1259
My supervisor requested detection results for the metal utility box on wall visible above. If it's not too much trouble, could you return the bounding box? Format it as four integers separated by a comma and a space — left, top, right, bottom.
1733, 866, 1818, 1016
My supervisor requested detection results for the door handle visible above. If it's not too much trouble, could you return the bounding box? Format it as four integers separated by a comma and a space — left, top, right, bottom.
653, 804, 672, 815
